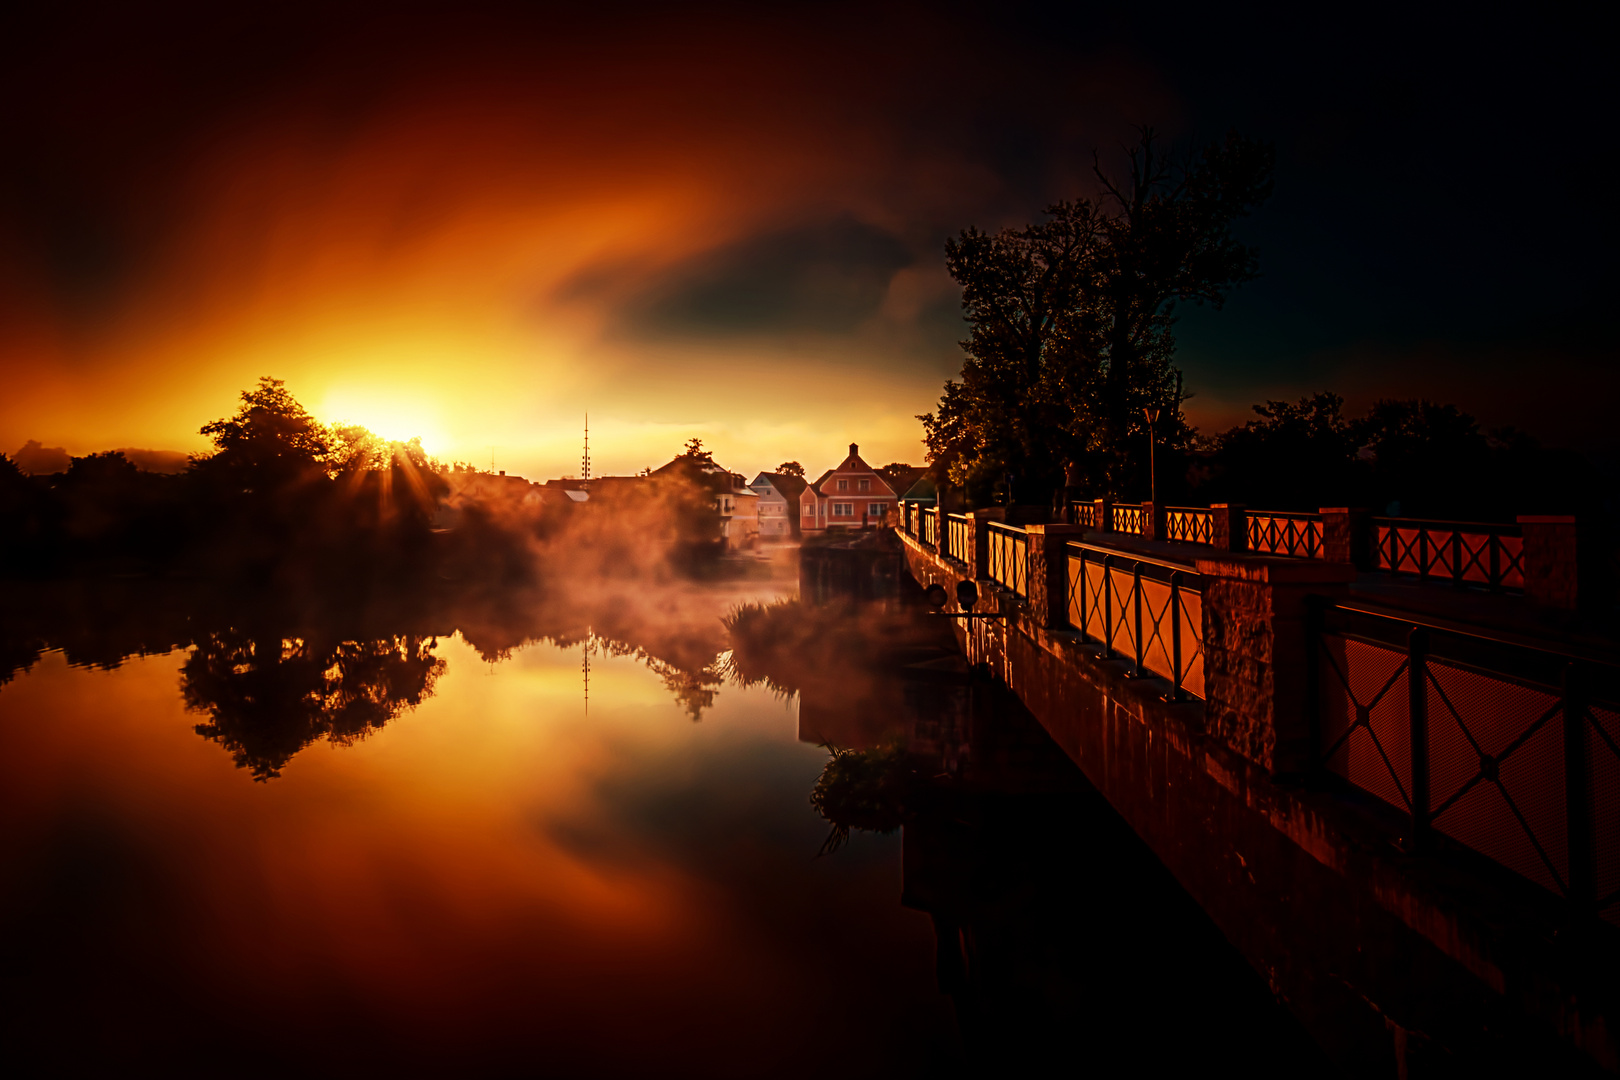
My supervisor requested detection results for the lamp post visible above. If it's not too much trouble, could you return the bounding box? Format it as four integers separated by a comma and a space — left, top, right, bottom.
1143, 406, 1161, 506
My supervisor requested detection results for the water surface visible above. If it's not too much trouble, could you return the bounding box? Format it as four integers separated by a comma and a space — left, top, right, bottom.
0, 572, 1323, 1076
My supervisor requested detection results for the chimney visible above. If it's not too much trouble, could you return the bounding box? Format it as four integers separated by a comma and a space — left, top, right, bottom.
849, 442, 858, 457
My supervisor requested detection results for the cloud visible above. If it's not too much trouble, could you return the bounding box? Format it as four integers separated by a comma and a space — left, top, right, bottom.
611, 217, 916, 338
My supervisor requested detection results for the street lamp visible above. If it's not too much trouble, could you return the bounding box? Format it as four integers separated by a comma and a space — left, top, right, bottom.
1143, 406, 1161, 505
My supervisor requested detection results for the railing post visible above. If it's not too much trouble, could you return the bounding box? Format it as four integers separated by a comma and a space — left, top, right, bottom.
1319, 508, 1372, 568
1417, 528, 1429, 581
1102, 554, 1114, 659
966, 508, 1004, 582
1075, 546, 1086, 633
1094, 498, 1113, 534
1518, 516, 1586, 612
1140, 501, 1163, 541
1408, 626, 1430, 852
1210, 504, 1246, 552
1564, 662, 1595, 922
1196, 555, 1357, 775
1165, 571, 1185, 701
1130, 561, 1145, 676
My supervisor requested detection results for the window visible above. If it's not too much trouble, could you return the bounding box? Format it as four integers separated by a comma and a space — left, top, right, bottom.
833, 502, 853, 517
868, 503, 884, 517
837, 479, 848, 491
858, 478, 869, 492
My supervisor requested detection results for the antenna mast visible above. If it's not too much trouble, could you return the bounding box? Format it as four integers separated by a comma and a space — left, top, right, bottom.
582, 413, 591, 492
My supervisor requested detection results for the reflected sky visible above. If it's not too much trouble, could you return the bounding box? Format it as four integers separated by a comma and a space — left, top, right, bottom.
0, 602, 958, 1076
0, 566, 1329, 1075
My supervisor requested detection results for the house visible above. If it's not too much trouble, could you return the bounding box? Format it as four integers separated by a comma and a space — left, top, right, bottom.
717, 484, 760, 549
651, 454, 760, 551
749, 471, 808, 540
799, 443, 898, 532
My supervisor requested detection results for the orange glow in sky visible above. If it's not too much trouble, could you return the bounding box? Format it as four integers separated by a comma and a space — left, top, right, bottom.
3, 6, 1113, 479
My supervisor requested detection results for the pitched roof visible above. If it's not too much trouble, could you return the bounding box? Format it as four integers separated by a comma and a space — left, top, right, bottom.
804, 468, 835, 496
752, 470, 808, 502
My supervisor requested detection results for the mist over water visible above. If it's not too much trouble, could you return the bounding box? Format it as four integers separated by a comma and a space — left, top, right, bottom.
0, 550, 1320, 1076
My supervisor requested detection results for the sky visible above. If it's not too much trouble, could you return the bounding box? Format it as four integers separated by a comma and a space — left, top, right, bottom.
1, 1, 1612, 480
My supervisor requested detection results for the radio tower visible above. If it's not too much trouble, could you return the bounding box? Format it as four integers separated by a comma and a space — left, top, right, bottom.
582, 631, 592, 714
581, 413, 591, 493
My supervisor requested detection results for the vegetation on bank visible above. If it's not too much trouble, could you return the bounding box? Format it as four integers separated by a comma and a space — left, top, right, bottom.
922, 130, 1604, 520
0, 377, 727, 583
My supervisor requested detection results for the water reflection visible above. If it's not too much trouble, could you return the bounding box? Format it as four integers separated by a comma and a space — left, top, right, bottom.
0, 570, 797, 779
181, 631, 446, 780
0, 552, 1327, 1075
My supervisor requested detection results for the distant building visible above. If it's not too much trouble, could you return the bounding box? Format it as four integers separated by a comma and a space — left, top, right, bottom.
749, 471, 808, 540
717, 484, 760, 549
799, 443, 897, 532
650, 454, 760, 551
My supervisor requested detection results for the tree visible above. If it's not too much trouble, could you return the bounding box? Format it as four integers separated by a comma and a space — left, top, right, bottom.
1350, 399, 1491, 517
682, 437, 714, 467
196, 376, 336, 493
1207, 392, 1361, 509
776, 460, 805, 478
921, 128, 1273, 506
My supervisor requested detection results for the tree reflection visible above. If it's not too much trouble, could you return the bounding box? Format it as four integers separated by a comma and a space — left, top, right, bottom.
180, 631, 445, 781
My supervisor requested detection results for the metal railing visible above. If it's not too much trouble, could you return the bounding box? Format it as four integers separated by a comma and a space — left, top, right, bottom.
945, 514, 971, 564
1247, 510, 1323, 558
1066, 542, 1204, 700
985, 522, 1028, 598
1071, 502, 1098, 529
1375, 518, 1524, 592
1112, 505, 1144, 535
1164, 507, 1214, 545
1311, 599, 1620, 922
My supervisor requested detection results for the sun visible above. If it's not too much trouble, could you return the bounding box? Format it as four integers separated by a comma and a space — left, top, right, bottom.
320, 389, 448, 455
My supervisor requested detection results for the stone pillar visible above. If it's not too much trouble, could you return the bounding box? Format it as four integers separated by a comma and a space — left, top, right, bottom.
1518, 516, 1584, 611
1195, 555, 1356, 776
966, 508, 1006, 580
1319, 508, 1372, 568
1025, 524, 1087, 629
1140, 501, 1165, 541
1093, 498, 1113, 534
1210, 504, 1246, 551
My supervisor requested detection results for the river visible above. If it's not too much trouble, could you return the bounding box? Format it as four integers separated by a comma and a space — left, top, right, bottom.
0, 559, 1324, 1076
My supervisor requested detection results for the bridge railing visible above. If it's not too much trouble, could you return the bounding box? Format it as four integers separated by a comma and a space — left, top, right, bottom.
1311, 598, 1620, 922
944, 513, 971, 564
1111, 504, 1144, 535
985, 522, 1028, 598
1247, 509, 1324, 558
921, 507, 939, 549
1374, 517, 1524, 592
1067, 542, 1203, 700
1071, 501, 1098, 528
1164, 506, 1214, 545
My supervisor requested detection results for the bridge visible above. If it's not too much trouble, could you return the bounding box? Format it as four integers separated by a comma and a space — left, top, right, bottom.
896, 500, 1618, 1077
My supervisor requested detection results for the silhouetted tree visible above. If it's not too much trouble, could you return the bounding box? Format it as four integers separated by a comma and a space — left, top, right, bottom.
1349, 399, 1491, 517
182, 629, 445, 780
776, 460, 804, 478
196, 376, 338, 492
682, 437, 714, 467
1205, 392, 1361, 510
922, 128, 1273, 506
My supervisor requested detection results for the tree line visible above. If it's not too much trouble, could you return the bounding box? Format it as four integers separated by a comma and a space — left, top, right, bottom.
922, 129, 1601, 521
0, 377, 728, 584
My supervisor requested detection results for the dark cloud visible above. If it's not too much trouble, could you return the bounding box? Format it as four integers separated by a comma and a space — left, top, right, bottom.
615, 218, 915, 338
